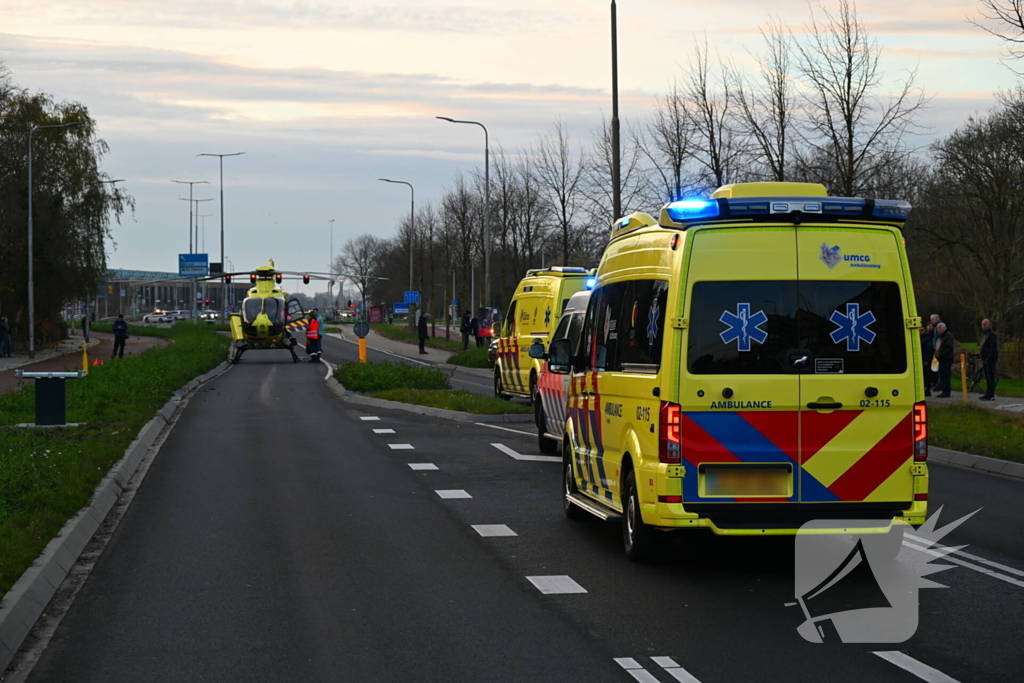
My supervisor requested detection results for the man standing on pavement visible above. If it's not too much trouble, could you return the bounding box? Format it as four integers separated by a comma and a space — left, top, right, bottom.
418, 311, 429, 354
934, 322, 954, 398
305, 312, 321, 362
112, 314, 129, 359
921, 323, 935, 396
0, 316, 10, 358
471, 312, 481, 347
460, 310, 472, 351
313, 308, 324, 359
980, 318, 999, 401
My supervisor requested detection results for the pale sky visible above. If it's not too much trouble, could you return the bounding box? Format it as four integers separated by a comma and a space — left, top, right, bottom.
2, 0, 1017, 298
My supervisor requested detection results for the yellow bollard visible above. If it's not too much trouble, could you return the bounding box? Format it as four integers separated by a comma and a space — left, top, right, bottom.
960, 353, 968, 405
358, 337, 367, 363
82, 341, 89, 376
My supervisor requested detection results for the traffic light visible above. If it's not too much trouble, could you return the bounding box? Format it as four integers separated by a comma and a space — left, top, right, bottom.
224, 275, 232, 284
250, 273, 257, 284
302, 275, 310, 285
275, 273, 282, 284
348, 300, 354, 308
205, 299, 211, 304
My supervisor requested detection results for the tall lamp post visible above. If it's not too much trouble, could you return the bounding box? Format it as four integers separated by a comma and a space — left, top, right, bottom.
198, 152, 245, 319
27, 121, 81, 359
179, 197, 213, 252
378, 178, 415, 331
611, 0, 622, 220
436, 116, 489, 311
328, 218, 336, 309
171, 180, 210, 253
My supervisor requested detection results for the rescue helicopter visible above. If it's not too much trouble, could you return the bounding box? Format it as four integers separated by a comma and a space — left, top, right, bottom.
199, 260, 339, 364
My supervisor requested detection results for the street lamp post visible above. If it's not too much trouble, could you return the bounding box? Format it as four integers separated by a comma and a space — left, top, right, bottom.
171, 180, 210, 254
436, 116, 490, 311
378, 178, 415, 331
27, 121, 81, 359
328, 218, 336, 309
198, 152, 245, 322
179, 197, 213, 251
611, 0, 622, 220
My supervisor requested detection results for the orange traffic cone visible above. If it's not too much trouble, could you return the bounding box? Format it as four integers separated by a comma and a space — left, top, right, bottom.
93, 359, 100, 366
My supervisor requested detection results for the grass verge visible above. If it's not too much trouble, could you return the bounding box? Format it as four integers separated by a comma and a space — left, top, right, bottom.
929, 404, 1024, 464
369, 389, 531, 415
0, 323, 229, 595
334, 360, 449, 393
369, 323, 464, 353
447, 347, 493, 369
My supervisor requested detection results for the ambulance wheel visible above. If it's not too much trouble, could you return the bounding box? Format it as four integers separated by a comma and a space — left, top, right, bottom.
493, 370, 510, 401
623, 469, 658, 562
563, 449, 585, 520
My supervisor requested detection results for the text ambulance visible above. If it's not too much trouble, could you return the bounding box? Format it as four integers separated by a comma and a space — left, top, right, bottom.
543, 183, 928, 561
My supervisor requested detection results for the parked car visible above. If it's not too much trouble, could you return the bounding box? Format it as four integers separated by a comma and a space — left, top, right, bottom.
143, 311, 172, 323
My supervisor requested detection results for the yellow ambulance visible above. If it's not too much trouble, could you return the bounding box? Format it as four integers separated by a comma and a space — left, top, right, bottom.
539, 183, 928, 561
494, 267, 593, 403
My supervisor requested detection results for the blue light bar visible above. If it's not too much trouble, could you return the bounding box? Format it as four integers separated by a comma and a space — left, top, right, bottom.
872, 200, 913, 220
665, 199, 720, 223
586, 278, 596, 289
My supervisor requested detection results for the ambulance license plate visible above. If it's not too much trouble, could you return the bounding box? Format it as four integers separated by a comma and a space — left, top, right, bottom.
700, 464, 792, 498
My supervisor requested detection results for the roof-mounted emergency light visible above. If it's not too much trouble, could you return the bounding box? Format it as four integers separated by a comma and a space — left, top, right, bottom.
664, 200, 720, 223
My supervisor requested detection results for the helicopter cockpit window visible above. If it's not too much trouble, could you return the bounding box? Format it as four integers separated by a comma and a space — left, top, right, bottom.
264, 297, 286, 324
242, 297, 263, 324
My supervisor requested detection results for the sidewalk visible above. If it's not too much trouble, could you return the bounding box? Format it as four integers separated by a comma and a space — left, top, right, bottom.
926, 390, 1024, 414
0, 337, 98, 374
331, 328, 493, 378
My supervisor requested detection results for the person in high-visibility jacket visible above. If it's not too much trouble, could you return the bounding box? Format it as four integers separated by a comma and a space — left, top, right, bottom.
306, 314, 322, 362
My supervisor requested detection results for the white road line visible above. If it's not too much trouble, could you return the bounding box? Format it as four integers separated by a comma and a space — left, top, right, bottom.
435, 489, 472, 499
526, 575, 587, 595
873, 651, 961, 683
613, 658, 661, 683
322, 360, 335, 380
359, 416, 380, 421
475, 423, 534, 436
491, 442, 561, 463
388, 443, 415, 450
471, 524, 517, 537
903, 542, 1024, 589
408, 463, 438, 471
906, 533, 1024, 578
373, 428, 396, 434
332, 331, 432, 366
651, 656, 702, 683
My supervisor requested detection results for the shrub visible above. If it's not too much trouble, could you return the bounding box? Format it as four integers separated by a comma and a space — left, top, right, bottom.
335, 360, 450, 393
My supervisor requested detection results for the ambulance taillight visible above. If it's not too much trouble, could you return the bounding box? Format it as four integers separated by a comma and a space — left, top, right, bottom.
913, 401, 928, 462
659, 401, 682, 463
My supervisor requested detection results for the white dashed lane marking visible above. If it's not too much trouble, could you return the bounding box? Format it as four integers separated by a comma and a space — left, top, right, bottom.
359, 416, 380, 421
614, 659, 660, 683
491, 442, 561, 463
615, 657, 701, 683
435, 490, 472, 499
388, 444, 414, 450
408, 463, 438, 471
471, 524, 517, 537
873, 652, 960, 683
526, 575, 587, 595
476, 423, 534, 436
651, 656, 702, 683
373, 428, 396, 434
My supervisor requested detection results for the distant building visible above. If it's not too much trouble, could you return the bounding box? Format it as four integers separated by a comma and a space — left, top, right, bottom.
94, 269, 251, 317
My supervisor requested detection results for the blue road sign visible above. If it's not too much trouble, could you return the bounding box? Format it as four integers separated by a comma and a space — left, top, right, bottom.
450, 299, 458, 306
404, 291, 420, 304
179, 254, 209, 277
393, 303, 410, 314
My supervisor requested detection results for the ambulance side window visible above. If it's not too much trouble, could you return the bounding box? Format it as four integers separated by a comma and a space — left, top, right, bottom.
579, 288, 603, 371
551, 314, 572, 343
567, 312, 585, 354
586, 283, 627, 371
503, 301, 517, 338
619, 279, 669, 371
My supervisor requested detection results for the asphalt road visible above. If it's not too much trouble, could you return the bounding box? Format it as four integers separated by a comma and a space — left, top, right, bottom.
20, 354, 1024, 682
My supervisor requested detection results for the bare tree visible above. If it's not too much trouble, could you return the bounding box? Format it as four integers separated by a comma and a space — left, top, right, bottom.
731, 17, 795, 182
684, 37, 741, 190
794, 0, 929, 197
334, 234, 383, 309
642, 79, 694, 203
583, 115, 651, 239
534, 120, 587, 265
972, 0, 1024, 74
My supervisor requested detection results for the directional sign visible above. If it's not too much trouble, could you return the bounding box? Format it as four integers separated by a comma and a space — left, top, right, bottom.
353, 321, 370, 338
404, 291, 420, 304
179, 254, 209, 277
393, 303, 409, 315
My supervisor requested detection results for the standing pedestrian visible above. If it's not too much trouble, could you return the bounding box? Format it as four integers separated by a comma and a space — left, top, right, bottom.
112, 314, 129, 359
934, 322, 954, 398
418, 311, 429, 354
0, 316, 11, 357
921, 323, 935, 396
313, 308, 324, 360
460, 310, 472, 351
929, 313, 942, 344
471, 312, 481, 347
306, 312, 322, 362
980, 318, 999, 401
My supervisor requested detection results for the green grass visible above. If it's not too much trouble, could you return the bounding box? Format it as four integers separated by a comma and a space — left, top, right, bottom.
929, 404, 1024, 464
369, 323, 464, 352
369, 389, 531, 415
334, 360, 449, 393
0, 323, 229, 595
447, 347, 493, 369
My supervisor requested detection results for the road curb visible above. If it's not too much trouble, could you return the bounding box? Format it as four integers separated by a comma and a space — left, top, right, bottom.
930, 446, 1024, 480
325, 374, 532, 423
0, 358, 233, 674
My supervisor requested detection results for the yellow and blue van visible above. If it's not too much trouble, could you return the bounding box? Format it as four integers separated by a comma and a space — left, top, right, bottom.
495, 267, 593, 403
540, 183, 928, 561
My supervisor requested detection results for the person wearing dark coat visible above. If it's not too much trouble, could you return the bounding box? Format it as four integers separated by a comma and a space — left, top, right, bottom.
934, 322, 954, 398
460, 310, 472, 351
980, 318, 999, 400
0, 316, 11, 357
112, 314, 129, 359
471, 314, 481, 347
417, 312, 429, 354
921, 323, 936, 396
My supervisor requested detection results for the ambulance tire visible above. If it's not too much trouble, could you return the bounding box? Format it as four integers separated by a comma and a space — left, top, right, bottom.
623, 469, 658, 562
493, 370, 510, 401
563, 449, 586, 520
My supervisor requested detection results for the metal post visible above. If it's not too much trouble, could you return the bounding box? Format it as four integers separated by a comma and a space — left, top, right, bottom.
328, 218, 335, 308
379, 178, 415, 332
611, 0, 622, 220
198, 152, 244, 327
